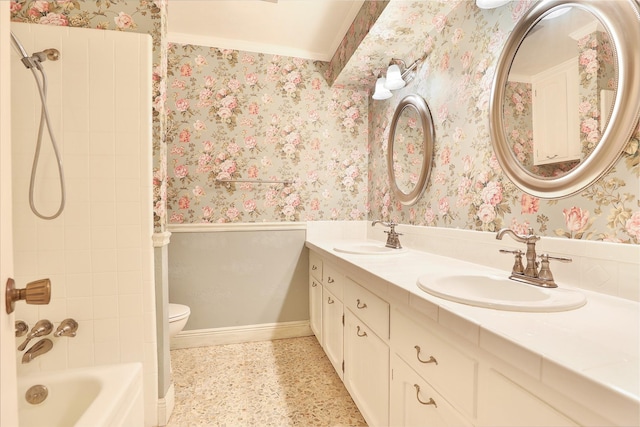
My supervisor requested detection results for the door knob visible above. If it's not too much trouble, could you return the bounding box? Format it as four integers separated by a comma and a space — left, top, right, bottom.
5, 278, 51, 314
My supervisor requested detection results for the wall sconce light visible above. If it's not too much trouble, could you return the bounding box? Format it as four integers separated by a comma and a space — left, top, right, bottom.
476, 0, 510, 9
371, 56, 425, 100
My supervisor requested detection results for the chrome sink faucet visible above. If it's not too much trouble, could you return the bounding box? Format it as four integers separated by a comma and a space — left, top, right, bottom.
496, 227, 540, 277
496, 228, 571, 288
372, 220, 403, 249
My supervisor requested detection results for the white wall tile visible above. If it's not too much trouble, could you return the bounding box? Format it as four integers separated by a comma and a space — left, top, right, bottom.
93, 318, 119, 343
11, 23, 155, 422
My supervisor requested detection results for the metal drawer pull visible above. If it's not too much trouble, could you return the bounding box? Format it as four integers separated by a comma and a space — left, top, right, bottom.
356, 326, 367, 337
414, 346, 438, 365
312, 282, 317, 287
312, 265, 318, 271
414, 384, 437, 407
327, 276, 335, 283
327, 297, 334, 304
356, 299, 367, 309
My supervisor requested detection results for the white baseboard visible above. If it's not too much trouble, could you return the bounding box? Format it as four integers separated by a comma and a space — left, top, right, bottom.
156, 383, 175, 426
170, 320, 312, 349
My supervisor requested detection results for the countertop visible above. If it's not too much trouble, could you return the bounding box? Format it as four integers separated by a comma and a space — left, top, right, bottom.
306, 238, 640, 426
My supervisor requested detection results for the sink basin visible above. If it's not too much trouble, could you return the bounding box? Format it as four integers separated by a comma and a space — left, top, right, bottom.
417, 273, 586, 312
333, 241, 407, 255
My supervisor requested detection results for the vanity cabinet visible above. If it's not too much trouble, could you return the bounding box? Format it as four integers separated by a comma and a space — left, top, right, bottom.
390, 354, 473, 427
307, 249, 616, 427
309, 252, 323, 341
477, 367, 579, 427
309, 277, 322, 341
321, 263, 345, 380
391, 309, 477, 419
343, 279, 390, 426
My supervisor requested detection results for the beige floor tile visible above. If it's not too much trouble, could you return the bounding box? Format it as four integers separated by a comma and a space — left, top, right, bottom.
168, 336, 367, 427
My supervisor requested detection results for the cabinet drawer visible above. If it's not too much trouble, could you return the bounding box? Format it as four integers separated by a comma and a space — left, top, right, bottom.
309, 251, 323, 282
345, 278, 389, 339
391, 354, 473, 427
392, 310, 478, 417
324, 263, 344, 300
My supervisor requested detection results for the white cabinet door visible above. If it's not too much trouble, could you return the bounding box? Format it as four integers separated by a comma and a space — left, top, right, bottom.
322, 287, 343, 380
344, 309, 389, 427
391, 355, 473, 427
309, 277, 322, 343
478, 368, 578, 427
532, 58, 580, 165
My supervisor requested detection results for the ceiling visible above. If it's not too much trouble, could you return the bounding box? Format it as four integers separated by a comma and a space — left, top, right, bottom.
167, 0, 365, 62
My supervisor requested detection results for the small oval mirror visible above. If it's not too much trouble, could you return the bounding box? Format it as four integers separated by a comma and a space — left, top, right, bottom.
490, 0, 640, 199
388, 94, 435, 205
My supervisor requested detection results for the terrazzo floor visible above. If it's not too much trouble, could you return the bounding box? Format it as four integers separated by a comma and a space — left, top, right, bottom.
168, 336, 367, 426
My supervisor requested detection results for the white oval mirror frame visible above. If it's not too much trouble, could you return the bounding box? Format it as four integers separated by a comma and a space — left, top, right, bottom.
387, 94, 435, 206
489, 0, 640, 199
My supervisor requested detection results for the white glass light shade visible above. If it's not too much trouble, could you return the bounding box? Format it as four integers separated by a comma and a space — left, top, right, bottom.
476, 0, 510, 9
372, 77, 393, 100
384, 64, 406, 90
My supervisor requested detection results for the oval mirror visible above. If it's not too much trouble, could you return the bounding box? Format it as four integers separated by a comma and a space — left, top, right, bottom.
490, 0, 640, 199
388, 94, 435, 205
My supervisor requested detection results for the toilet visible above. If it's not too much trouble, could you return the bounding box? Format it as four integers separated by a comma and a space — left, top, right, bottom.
168, 303, 190, 340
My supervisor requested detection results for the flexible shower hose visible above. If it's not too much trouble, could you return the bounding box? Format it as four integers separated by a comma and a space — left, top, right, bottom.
28, 64, 66, 220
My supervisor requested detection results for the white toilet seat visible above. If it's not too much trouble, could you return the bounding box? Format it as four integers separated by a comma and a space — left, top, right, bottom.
169, 303, 190, 322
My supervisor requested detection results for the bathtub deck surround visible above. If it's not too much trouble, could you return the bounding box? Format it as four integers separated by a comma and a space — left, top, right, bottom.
17, 363, 143, 427
305, 221, 639, 426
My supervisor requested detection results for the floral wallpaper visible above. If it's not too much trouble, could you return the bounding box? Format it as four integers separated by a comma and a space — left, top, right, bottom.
11, 0, 640, 242
165, 44, 369, 223
367, 0, 640, 243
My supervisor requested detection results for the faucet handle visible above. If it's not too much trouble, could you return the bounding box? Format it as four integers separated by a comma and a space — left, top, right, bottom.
15, 320, 29, 337
499, 249, 525, 274
539, 254, 572, 263
537, 254, 572, 283
54, 318, 78, 338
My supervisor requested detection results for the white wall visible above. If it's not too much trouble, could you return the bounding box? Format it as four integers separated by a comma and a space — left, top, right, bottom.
10, 23, 158, 426
1, 2, 19, 426
168, 224, 308, 330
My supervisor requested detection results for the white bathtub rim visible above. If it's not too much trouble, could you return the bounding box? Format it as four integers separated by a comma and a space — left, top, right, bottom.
17, 362, 143, 427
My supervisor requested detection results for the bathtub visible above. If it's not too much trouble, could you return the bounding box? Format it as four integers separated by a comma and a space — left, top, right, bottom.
17, 363, 143, 427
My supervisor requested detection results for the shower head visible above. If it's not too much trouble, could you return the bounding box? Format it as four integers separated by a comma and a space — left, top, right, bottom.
10, 31, 29, 59
10, 31, 60, 70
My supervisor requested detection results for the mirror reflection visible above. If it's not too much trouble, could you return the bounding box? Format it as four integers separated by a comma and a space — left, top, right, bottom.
387, 94, 435, 206
392, 105, 424, 194
503, 6, 616, 178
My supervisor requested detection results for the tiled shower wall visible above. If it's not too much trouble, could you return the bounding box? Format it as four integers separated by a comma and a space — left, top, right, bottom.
10, 23, 158, 425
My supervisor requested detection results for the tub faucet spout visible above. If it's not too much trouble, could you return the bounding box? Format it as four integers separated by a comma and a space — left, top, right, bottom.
22, 338, 53, 364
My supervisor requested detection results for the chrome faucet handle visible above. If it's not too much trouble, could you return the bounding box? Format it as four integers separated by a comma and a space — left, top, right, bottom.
15, 320, 29, 337
524, 227, 540, 241
18, 319, 53, 351
54, 318, 78, 338
537, 254, 572, 282
372, 220, 397, 228
499, 249, 525, 274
